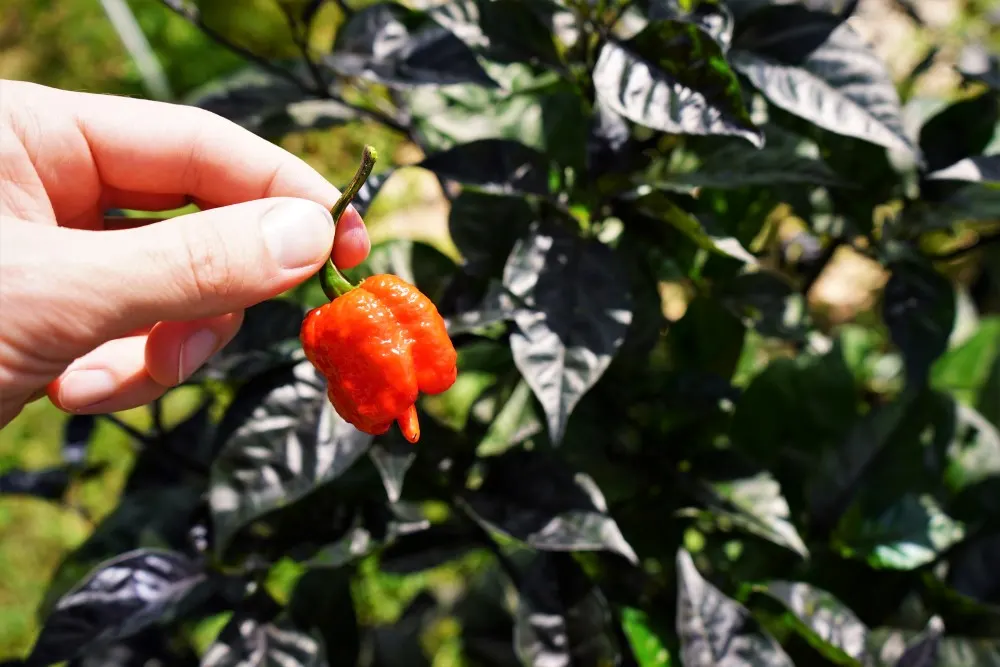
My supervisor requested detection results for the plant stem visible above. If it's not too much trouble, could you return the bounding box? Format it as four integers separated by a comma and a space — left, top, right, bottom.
160, 0, 314, 92
278, 3, 327, 92
160, 1, 413, 138
102, 413, 150, 444
320, 145, 378, 301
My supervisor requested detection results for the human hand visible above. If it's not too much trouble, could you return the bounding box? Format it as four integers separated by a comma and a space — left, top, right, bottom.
0, 80, 370, 428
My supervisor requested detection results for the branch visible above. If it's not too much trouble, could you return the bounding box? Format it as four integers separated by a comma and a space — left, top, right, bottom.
278, 3, 327, 92
334, 91, 411, 135
102, 413, 150, 444
160, 0, 315, 92
161, 0, 411, 136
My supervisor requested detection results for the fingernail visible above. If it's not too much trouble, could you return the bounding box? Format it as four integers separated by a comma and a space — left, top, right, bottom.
59, 370, 117, 410
179, 328, 219, 384
261, 199, 335, 269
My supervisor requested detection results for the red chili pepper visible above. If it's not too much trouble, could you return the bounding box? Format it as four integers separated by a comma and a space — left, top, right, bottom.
299, 146, 457, 443
300, 273, 457, 442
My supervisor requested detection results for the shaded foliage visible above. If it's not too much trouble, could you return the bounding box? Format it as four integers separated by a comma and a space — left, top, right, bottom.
11, 0, 1000, 665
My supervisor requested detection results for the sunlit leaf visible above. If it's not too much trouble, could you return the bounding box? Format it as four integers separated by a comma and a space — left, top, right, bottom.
594, 20, 762, 146
731, 5, 917, 159
621, 607, 672, 667
503, 221, 633, 444
676, 549, 794, 666
464, 448, 638, 563
711, 472, 809, 558
210, 360, 374, 556
513, 553, 622, 666
29, 550, 204, 665
629, 189, 758, 264
325, 2, 498, 88
756, 581, 869, 664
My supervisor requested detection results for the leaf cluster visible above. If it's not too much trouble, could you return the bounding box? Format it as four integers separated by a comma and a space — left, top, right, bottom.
7, 0, 1000, 665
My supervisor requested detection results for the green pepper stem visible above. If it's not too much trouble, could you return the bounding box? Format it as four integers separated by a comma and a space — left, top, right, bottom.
320, 145, 378, 301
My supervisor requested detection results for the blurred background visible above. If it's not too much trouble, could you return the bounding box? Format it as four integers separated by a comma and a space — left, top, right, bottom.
0, 0, 998, 656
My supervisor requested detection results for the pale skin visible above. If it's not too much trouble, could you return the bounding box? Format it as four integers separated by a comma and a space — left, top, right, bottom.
0, 80, 371, 428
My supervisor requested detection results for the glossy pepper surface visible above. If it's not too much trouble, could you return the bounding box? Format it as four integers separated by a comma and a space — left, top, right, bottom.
300, 274, 457, 443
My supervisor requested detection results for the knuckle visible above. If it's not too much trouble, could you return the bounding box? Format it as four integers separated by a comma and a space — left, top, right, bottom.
178, 222, 241, 303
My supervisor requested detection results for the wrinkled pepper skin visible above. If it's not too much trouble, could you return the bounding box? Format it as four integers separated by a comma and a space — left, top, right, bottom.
300, 274, 458, 443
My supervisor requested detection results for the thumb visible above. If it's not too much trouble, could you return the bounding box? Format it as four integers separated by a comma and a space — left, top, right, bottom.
79, 197, 335, 339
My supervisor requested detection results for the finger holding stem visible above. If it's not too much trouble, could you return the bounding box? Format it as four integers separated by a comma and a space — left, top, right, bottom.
320, 145, 378, 301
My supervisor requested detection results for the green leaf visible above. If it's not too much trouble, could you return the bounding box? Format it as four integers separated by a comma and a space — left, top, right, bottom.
621, 607, 672, 667
944, 401, 1000, 501
209, 361, 374, 556
918, 90, 999, 173
593, 20, 762, 147
503, 221, 633, 444
711, 472, 809, 558
513, 553, 622, 667
407, 62, 587, 165
325, 2, 498, 88
629, 189, 758, 265
476, 378, 542, 457
834, 493, 965, 570
882, 261, 956, 387
419, 138, 551, 195
463, 448, 638, 563
730, 6, 917, 159
755, 581, 870, 665
647, 0, 736, 52
676, 549, 794, 666
931, 316, 1000, 412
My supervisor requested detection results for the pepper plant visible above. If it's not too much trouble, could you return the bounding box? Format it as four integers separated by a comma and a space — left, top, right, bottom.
7, 0, 1000, 664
